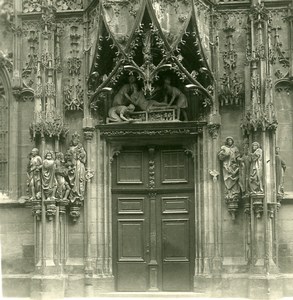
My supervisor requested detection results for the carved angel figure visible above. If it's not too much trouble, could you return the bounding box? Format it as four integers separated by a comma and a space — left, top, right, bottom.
218, 136, 241, 200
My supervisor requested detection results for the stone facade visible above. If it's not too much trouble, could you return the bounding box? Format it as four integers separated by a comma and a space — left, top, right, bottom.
0, 0, 293, 299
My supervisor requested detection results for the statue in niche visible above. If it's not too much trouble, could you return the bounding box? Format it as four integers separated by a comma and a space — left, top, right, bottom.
42, 151, 57, 200
55, 152, 70, 201
238, 143, 250, 195
112, 75, 137, 106
126, 82, 168, 111
163, 77, 188, 121
249, 142, 263, 194
66, 132, 86, 202
275, 146, 286, 195
108, 104, 136, 122
218, 136, 241, 200
27, 148, 42, 200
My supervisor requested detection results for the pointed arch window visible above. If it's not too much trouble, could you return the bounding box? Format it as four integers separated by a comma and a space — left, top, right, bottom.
0, 76, 8, 192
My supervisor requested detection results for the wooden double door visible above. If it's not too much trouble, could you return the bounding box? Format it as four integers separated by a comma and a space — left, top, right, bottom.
112, 146, 195, 291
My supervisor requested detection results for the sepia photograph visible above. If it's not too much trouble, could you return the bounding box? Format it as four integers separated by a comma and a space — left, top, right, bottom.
0, 0, 292, 299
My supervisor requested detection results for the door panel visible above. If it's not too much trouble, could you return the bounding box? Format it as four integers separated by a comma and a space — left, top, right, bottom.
117, 219, 148, 291
112, 146, 194, 292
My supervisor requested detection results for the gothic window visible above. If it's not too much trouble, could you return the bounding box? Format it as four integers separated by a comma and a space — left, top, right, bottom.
0, 77, 8, 192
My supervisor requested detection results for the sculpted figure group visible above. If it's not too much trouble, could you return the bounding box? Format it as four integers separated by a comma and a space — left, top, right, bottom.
27, 132, 86, 218
108, 75, 188, 122
218, 137, 286, 203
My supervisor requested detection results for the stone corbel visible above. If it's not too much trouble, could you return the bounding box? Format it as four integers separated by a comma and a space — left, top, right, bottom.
83, 127, 95, 140
209, 169, 219, 182
31, 197, 42, 221
251, 193, 264, 218
267, 202, 278, 219
44, 197, 57, 221
225, 195, 240, 221
243, 194, 251, 215
207, 123, 221, 139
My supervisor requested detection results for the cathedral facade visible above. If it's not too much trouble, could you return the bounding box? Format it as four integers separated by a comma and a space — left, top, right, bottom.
0, 0, 293, 298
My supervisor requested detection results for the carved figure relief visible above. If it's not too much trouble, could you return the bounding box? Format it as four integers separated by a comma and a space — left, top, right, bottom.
67, 132, 86, 203
238, 143, 250, 196
27, 132, 87, 221
27, 148, 42, 201
108, 74, 188, 122
108, 104, 135, 122
42, 151, 57, 200
55, 152, 70, 202
163, 77, 188, 121
249, 142, 263, 194
218, 137, 241, 202
275, 146, 286, 196
218, 137, 241, 219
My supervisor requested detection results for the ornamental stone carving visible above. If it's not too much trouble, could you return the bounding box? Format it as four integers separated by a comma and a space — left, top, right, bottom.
27, 132, 87, 222
218, 136, 241, 220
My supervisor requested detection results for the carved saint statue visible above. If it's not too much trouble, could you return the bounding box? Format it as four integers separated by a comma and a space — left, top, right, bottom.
275, 146, 286, 195
108, 104, 135, 122
67, 132, 86, 202
163, 78, 188, 121
238, 143, 250, 195
42, 151, 57, 200
218, 136, 240, 200
27, 148, 42, 200
249, 142, 263, 193
55, 152, 70, 201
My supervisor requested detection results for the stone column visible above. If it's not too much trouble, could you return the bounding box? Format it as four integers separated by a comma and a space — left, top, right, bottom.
83, 124, 95, 297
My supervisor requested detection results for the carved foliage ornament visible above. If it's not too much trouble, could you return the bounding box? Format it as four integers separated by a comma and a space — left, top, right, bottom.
30, 111, 69, 140
90, 1, 213, 109
23, 0, 83, 13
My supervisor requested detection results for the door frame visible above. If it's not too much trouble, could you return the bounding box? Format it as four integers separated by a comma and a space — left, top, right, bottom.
111, 143, 196, 291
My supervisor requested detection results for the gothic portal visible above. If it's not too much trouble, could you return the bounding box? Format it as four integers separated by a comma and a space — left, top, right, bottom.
0, 0, 293, 299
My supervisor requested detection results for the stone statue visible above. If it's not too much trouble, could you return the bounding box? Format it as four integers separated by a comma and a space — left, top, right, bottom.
108, 104, 135, 122
238, 143, 250, 195
126, 82, 168, 111
67, 132, 86, 203
27, 148, 42, 200
249, 142, 263, 193
42, 151, 57, 200
218, 136, 241, 200
275, 146, 286, 195
112, 75, 137, 106
163, 78, 188, 121
55, 152, 70, 201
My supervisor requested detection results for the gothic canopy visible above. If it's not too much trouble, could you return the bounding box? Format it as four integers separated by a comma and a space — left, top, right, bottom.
89, 0, 213, 106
